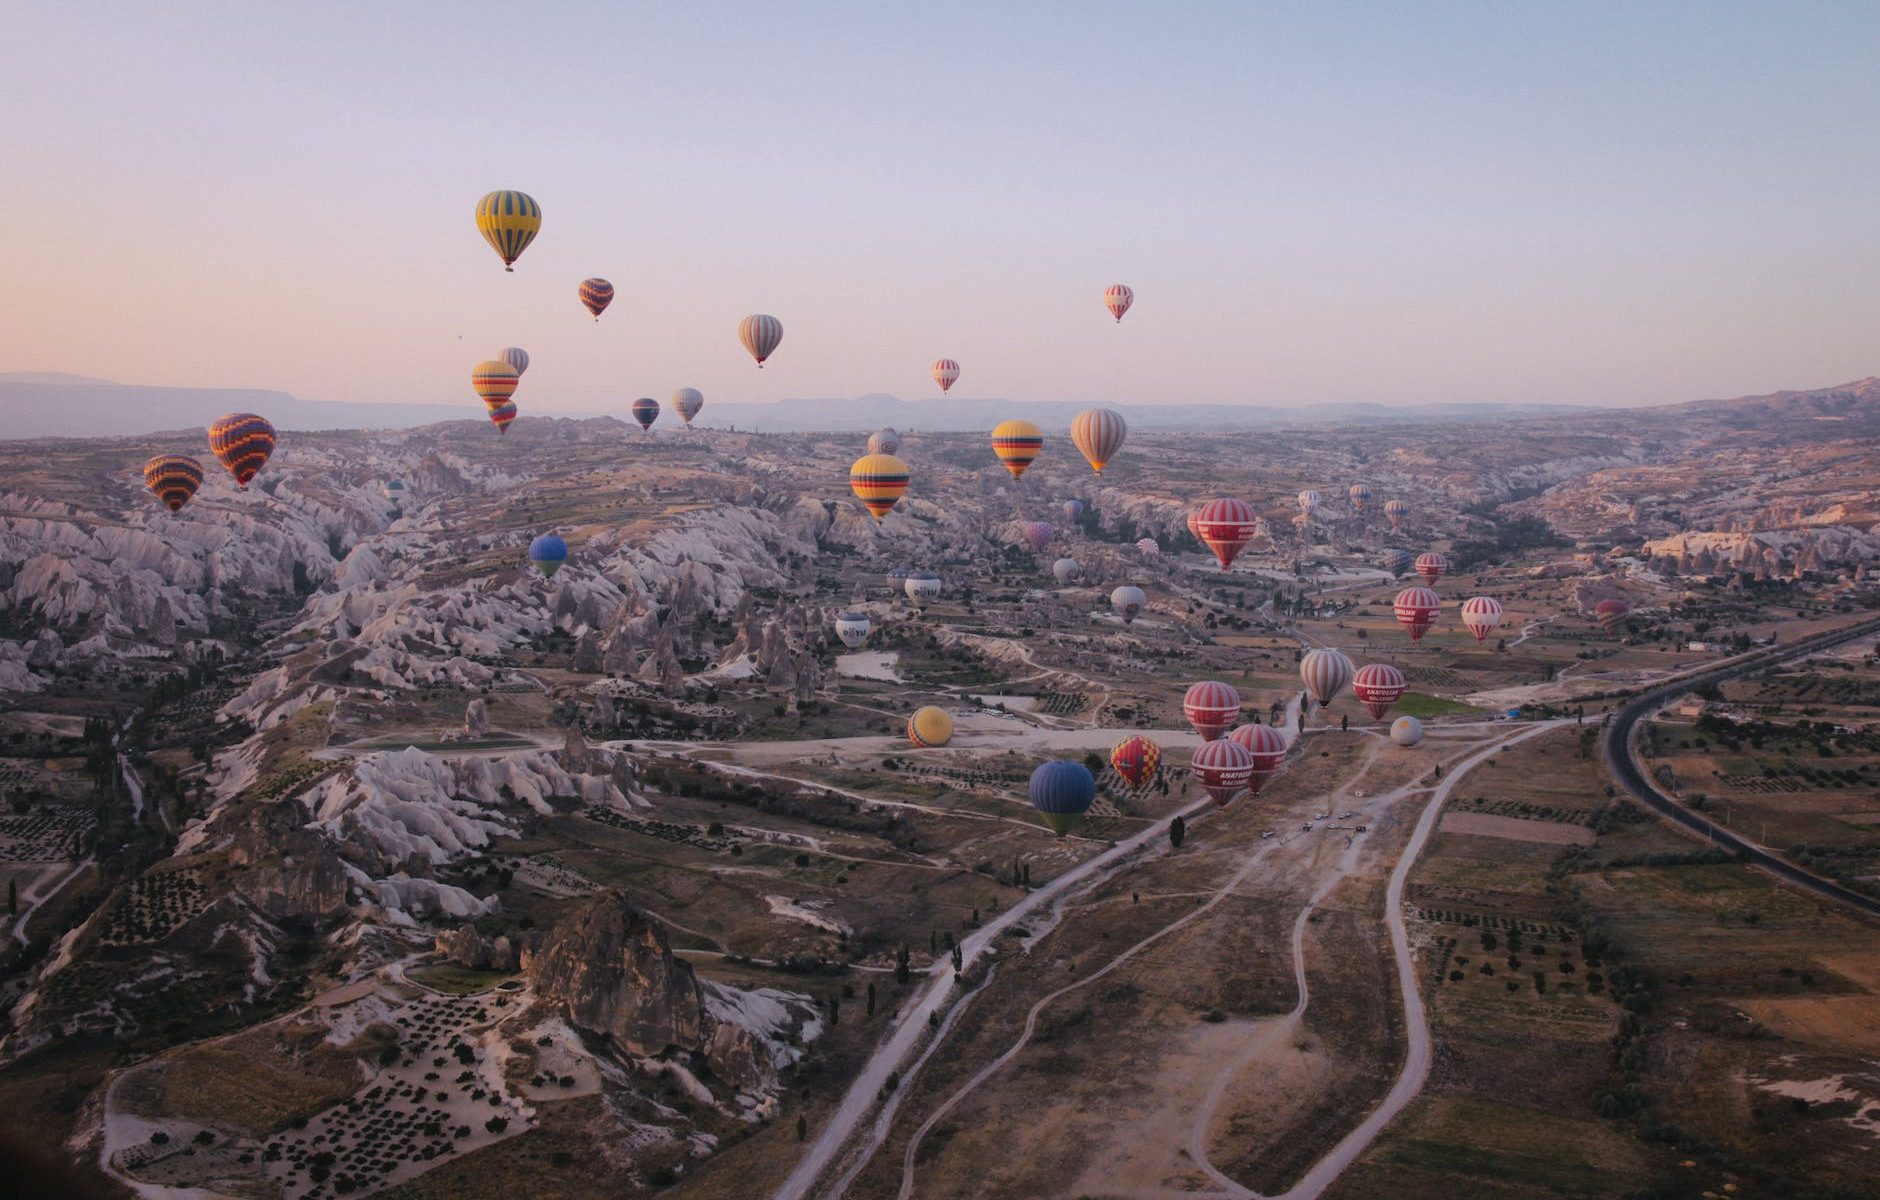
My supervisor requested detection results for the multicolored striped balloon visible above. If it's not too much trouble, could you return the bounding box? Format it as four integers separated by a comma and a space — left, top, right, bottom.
475, 191, 541, 271
849, 452, 909, 522
1352, 663, 1407, 720
1183, 680, 1241, 741
1104, 283, 1134, 323
740, 314, 784, 367
990, 419, 1043, 479
143, 454, 204, 513
1070, 407, 1127, 475
206, 413, 276, 489
579, 278, 614, 321
472, 360, 520, 405
931, 358, 960, 393
487, 400, 517, 434
1384, 498, 1408, 530
1349, 483, 1372, 511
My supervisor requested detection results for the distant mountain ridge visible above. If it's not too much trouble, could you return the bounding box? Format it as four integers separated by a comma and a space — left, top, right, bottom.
0, 371, 1872, 439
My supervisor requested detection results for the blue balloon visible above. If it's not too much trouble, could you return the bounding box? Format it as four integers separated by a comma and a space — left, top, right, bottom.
1029, 761, 1096, 835
1062, 499, 1084, 524
529, 533, 569, 577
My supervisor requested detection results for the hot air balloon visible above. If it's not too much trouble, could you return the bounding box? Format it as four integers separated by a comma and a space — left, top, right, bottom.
1351, 663, 1407, 721
1192, 498, 1259, 571
1136, 538, 1160, 557
849, 453, 909, 522
1062, 499, 1084, 524
1183, 681, 1241, 741
1103, 284, 1134, 323
991, 419, 1043, 479
578, 278, 614, 321
908, 706, 954, 748
1030, 761, 1096, 835
144, 454, 204, 513
1023, 521, 1055, 553
1390, 716, 1424, 747
1414, 551, 1447, 583
631, 398, 659, 433
672, 388, 704, 426
1394, 586, 1441, 641
1349, 483, 1372, 511
1460, 596, 1504, 642
1297, 489, 1322, 516
1185, 507, 1203, 543
834, 611, 872, 649
1070, 408, 1127, 476
868, 428, 901, 456
381, 479, 407, 502
904, 572, 942, 607
472, 360, 520, 406
1595, 598, 1630, 633
1228, 723, 1288, 794
207, 413, 276, 489
932, 358, 960, 393
1052, 558, 1083, 585
740, 314, 783, 367
1383, 548, 1413, 578
488, 400, 518, 434
1110, 585, 1147, 624
499, 346, 530, 376
1384, 499, 1408, 531
1110, 735, 1161, 789
1192, 738, 1254, 807
1300, 648, 1355, 708
528, 533, 568, 578
475, 190, 541, 271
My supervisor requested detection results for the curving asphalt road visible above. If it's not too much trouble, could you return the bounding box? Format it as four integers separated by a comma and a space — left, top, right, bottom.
1602, 614, 1880, 920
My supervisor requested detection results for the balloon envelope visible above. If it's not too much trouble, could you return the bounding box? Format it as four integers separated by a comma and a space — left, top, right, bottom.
631, 398, 659, 431
528, 533, 568, 577
207, 413, 276, 489
1104, 283, 1134, 322
908, 706, 954, 747
931, 358, 960, 392
904, 572, 942, 607
1030, 761, 1096, 834
475, 190, 541, 270
1183, 680, 1241, 740
1192, 738, 1255, 807
850, 453, 909, 522
1192, 498, 1259, 570
1110, 735, 1161, 789
1300, 648, 1355, 706
1070, 408, 1126, 475
499, 346, 530, 376
1052, 557, 1083, 585
1394, 587, 1441, 641
1414, 552, 1447, 582
1110, 585, 1146, 623
1352, 663, 1407, 720
144, 454, 204, 513
1461, 596, 1504, 642
834, 611, 872, 649
579, 278, 614, 320
672, 388, 704, 425
991, 419, 1043, 479
740, 314, 784, 366
867, 429, 901, 456
1391, 716, 1424, 747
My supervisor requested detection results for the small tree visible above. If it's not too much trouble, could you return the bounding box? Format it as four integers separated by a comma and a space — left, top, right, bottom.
796, 1115, 807, 1142
1170, 816, 1186, 849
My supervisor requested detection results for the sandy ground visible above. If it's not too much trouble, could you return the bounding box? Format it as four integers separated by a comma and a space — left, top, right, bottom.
1437, 812, 1594, 846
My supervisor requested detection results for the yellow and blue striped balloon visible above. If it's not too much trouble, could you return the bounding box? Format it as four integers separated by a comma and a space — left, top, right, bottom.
475, 191, 541, 271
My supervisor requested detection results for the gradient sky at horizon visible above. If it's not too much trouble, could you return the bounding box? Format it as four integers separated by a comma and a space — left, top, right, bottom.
4, 1, 1877, 412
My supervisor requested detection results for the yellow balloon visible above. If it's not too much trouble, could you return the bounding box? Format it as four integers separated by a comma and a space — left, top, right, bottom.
475, 191, 541, 271
907, 706, 954, 748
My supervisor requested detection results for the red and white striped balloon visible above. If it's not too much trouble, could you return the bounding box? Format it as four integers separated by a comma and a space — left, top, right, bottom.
1191, 498, 1259, 571
1352, 663, 1407, 721
1228, 723, 1289, 794
1394, 587, 1441, 641
1300, 648, 1355, 707
1183, 680, 1241, 741
931, 358, 960, 393
1104, 283, 1134, 323
1191, 738, 1254, 807
1414, 551, 1447, 583
1460, 596, 1504, 642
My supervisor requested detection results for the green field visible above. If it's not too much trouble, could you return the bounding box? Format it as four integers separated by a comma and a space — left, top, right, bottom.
1395, 692, 1482, 718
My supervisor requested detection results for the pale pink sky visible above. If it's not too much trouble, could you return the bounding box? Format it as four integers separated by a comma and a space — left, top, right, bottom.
4, 3, 1877, 412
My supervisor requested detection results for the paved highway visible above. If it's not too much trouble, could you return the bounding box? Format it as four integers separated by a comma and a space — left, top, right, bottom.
1602, 614, 1880, 920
